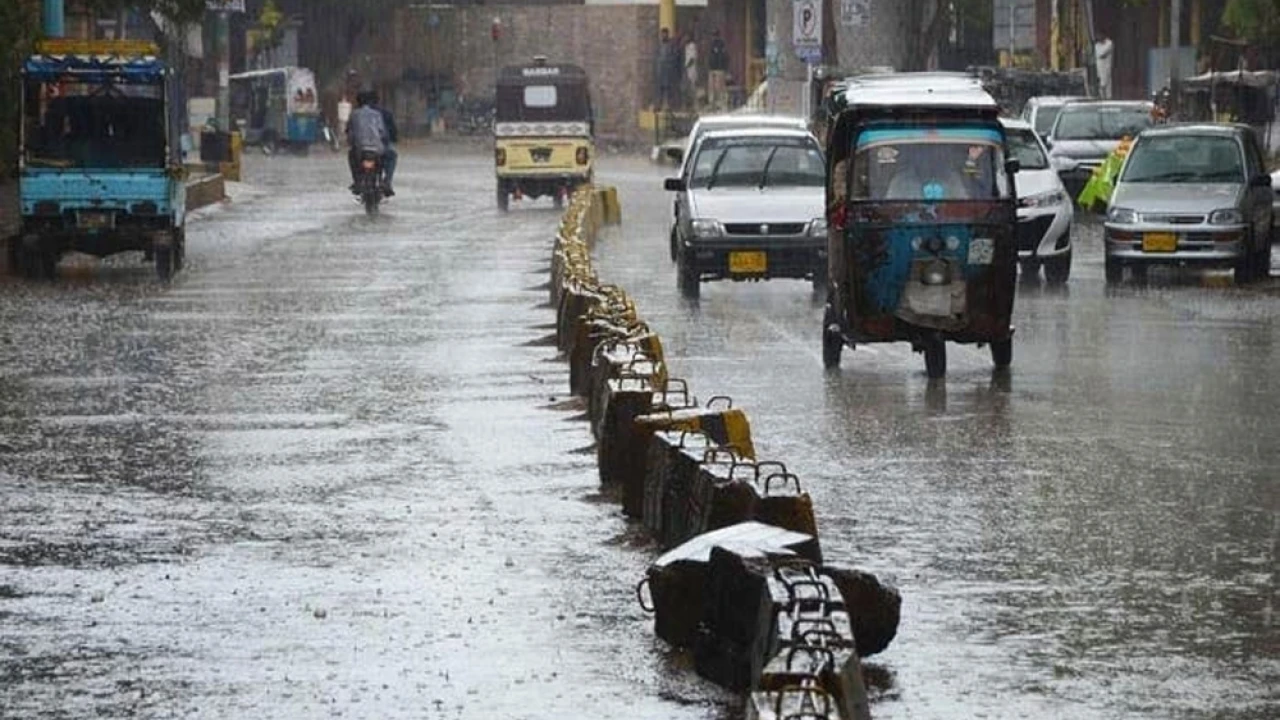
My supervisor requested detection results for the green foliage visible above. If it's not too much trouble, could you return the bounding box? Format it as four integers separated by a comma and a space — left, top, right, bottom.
1221, 0, 1280, 45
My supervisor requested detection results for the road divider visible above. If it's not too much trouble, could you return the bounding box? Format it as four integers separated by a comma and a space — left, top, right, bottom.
546, 186, 899, 719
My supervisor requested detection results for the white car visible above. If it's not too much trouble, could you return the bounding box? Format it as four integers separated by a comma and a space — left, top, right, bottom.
1002, 118, 1074, 283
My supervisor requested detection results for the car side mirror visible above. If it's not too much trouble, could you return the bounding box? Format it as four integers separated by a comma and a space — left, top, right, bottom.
664, 147, 685, 164
1043, 137, 1054, 150
664, 177, 686, 192
1004, 158, 1021, 175
1249, 174, 1272, 188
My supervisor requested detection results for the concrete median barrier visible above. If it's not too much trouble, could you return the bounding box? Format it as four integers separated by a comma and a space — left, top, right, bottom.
545, 185, 897, 719
185, 173, 226, 212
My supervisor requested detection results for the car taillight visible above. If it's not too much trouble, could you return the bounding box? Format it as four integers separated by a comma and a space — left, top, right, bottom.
496, 148, 507, 166
575, 147, 588, 165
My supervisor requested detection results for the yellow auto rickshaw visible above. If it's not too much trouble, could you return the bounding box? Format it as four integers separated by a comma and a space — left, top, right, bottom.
494, 57, 594, 211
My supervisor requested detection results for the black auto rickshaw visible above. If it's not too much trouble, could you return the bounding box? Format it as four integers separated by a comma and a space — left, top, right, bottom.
821, 74, 1020, 379
494, 57, 594, 211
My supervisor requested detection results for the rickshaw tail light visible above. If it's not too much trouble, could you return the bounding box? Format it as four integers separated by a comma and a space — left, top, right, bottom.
496, 148, 507, 166
575, 147, 589, 165
361, 159, 376, 170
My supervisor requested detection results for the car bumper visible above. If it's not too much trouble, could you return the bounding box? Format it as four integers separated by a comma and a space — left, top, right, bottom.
1016, 204, 1073, 260
1104, 224, 1246, 264
685, 236, 827, 280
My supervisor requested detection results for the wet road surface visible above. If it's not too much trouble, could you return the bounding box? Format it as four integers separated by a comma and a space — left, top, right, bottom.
0, 146, 731, 719
594, 159, 1279, 718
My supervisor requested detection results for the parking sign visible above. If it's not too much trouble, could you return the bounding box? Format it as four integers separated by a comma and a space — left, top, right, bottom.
793, 0, 822, 62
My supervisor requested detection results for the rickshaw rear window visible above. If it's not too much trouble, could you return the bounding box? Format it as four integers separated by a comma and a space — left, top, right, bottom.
524, 86, 557, 108
847, 126, 1009, 201
22, 79, 166, 169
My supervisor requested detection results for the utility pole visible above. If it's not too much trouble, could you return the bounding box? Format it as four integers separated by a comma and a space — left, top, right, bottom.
1169, 0, 1183, 84
216, 10, 230, 131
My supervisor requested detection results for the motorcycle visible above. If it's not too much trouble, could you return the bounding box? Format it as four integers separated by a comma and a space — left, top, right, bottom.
354, 151, 384, 215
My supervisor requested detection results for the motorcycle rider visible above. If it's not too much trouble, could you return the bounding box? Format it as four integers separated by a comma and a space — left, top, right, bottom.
367, 91, 399, 196
347, 91, 390, 195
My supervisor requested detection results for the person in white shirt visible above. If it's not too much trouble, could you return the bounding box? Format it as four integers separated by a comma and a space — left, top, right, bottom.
684, 34, 699, 109
1095, 33, 1114, 100
336, 96, 353, 142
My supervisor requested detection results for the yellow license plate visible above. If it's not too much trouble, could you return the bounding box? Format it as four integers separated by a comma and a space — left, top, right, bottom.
728, 251, 767, 274
1142, 232, 1177, 253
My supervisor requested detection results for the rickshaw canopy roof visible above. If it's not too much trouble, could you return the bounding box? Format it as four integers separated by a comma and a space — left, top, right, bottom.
1179, 70, 1278, 90
23, 53, 165, 83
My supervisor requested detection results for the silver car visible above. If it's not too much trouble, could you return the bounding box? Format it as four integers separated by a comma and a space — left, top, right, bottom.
1104, 124, 1275, 284
663, 127, 827, 299
1046, 100, 1155, 199
1020, 95, 1087, 141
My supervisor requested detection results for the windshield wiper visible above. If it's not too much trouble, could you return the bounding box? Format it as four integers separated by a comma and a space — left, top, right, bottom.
706, 150, 729, 190
1198, 170, 1243, 182
758, 146, 780, 189
1130, 170, 1196, 183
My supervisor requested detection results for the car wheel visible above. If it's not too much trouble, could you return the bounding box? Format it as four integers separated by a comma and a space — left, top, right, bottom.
1044, 250, 1071, 285
1104, 256, 1123, 285
811, 261, 828, 294
1255, 236, 1272, 279
676, 250, 700, 299
668, 226, 678, 263
990, 338, 1013, 368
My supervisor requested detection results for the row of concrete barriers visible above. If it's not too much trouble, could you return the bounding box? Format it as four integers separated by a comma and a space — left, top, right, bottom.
549, 186, 901, 719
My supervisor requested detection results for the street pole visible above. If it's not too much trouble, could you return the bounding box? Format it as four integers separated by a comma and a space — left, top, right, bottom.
216, 11, 230, 132
1169, 0, 1183, 85
42, 0, 65, 37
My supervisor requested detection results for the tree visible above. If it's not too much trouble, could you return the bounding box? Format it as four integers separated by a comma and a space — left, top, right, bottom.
1221, 0, 1280, 64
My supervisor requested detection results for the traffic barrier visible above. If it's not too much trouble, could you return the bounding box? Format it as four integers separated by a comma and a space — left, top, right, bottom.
546, 186, 896, 720
185, 173, 226, 212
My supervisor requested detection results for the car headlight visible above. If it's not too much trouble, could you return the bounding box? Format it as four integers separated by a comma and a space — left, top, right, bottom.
809, 218, 828, 237
1108, 206, 1139, 224
1051, 156, 1079, 172
691, 219, 721, 238
1208, 208, 1244, 225
1019, 189, 1067, 208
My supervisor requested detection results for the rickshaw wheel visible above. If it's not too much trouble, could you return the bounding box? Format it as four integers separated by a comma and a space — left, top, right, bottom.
497, 184, 510, 212
821, 305, 842, 369
991, 338, 1013, 368
173, 229, 186, 273
923, 336, 946, 379
154, 246, 174, 281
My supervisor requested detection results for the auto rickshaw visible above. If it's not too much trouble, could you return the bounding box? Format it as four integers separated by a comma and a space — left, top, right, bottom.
821, 75, 1020, 379
494, 57, 594, 211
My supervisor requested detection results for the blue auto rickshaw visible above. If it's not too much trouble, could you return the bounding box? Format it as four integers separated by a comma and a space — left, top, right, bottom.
14, 38, 186, 280
821, 74, 1020, 378
229, 66, 320, 154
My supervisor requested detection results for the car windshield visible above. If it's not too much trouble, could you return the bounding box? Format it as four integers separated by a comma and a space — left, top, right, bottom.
690, 137, 825, 189
1033, 105, 1064, 136
1007, 128, 1049, 170
848, 126, 1010, 201
22, 79, 165, 169
1120, 134, 1245, 184
1053, 105, 1152, 140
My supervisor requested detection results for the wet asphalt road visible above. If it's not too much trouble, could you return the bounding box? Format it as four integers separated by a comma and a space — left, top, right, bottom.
0, 146, 1275, 720
0, 146, 730, 719
595, 161, 1279, 718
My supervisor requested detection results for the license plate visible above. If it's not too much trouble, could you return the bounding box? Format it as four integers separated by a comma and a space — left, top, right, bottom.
728, 251, 767, 274
1142, 232, 1177, 253
77, 211, 113, 230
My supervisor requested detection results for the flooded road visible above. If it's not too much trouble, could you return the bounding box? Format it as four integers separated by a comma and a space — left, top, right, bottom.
0, 147, 730, 719
1, 146, 1275, 719
594, 159, 1279, 719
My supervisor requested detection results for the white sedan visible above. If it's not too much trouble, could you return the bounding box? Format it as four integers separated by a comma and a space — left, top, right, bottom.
1002, 118, 1075, 284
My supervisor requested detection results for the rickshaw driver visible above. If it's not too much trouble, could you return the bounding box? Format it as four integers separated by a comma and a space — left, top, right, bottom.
884, 144, 973, 200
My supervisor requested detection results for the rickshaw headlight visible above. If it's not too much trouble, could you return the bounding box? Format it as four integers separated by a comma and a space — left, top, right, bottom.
921, 260, 952, 286
808, 218, 827, 237
1108, 206, 1139, 224
691, 219, 721, 238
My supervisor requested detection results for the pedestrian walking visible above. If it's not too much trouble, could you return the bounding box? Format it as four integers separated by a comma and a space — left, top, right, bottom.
1095, 33, 1114, 99
707, 28, 729, 111
684, 32, 699, 109
654, 28, 681, 110
337, 95, 353, 145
